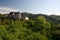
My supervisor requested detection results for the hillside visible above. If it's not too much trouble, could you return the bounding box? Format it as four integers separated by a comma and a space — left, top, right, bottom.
21, 12, 60, 23
0, 12, 60, 40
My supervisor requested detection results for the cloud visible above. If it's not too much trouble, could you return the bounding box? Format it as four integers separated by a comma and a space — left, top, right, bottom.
0, 7, 18, 14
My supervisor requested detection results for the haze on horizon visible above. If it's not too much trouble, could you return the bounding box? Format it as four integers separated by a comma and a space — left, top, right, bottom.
0, 0, 60, 15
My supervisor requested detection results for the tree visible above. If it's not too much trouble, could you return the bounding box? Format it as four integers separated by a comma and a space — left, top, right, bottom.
32, 16, 51, 35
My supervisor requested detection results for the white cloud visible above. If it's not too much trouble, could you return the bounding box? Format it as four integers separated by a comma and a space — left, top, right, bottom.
0, 7, 18, 14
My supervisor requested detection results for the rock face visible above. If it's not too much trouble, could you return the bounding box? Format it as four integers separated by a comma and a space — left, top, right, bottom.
7, 12, 21, 19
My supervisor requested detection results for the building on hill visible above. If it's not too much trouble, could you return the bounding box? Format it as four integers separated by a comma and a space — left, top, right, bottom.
7, 12, 21, 19
6, 12, 29, 20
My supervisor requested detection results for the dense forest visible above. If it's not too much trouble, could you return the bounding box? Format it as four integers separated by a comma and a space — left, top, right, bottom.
0, 12, 60, 40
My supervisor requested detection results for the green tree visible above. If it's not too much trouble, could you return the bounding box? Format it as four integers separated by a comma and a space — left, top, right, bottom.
32, 16, 51, 35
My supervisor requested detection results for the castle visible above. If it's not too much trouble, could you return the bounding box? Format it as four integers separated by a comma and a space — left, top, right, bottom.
6, 12, 29, 20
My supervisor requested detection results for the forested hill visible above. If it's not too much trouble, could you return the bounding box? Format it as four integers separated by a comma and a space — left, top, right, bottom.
0, 12, 60, 40
0, 12, 60, 24
21, 12, 60, 23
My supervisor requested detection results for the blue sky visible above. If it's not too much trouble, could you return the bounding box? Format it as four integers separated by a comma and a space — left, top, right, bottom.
0, 0, 60, 15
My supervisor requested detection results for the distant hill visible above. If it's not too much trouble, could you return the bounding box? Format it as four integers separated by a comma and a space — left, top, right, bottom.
21, 12, 60, 23
0, 12, 60, 24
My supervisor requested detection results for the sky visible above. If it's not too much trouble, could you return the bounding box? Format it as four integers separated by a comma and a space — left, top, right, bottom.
0, 0, 60, 15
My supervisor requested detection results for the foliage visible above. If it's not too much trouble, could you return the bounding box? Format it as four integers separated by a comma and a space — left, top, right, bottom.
0, 14, 60, 40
